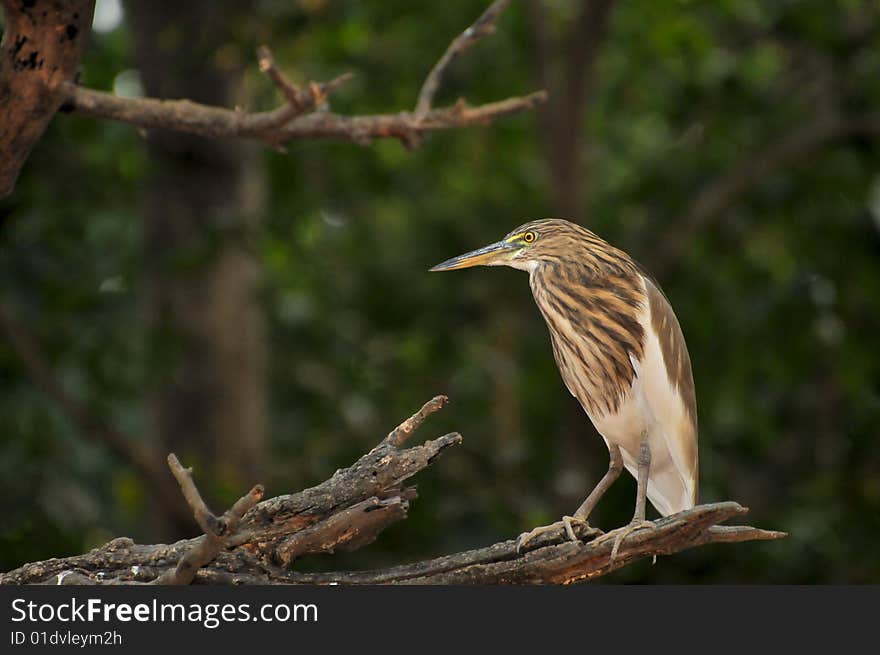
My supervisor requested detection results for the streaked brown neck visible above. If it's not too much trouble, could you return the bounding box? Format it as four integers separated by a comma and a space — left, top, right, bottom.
528, 239, 646, 416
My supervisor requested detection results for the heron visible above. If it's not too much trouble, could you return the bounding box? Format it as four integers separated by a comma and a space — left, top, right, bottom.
430, 218, 698, 553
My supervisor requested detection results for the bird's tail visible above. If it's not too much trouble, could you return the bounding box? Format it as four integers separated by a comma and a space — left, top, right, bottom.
644, 459, 697, 517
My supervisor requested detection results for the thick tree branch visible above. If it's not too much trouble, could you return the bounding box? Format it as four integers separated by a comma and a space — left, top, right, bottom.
1, 396, 464, 585
0, 0, 96, 196
3, 498, 784, 585
273, 493, 415, 567
1, 394, 784, 585
228, 431, 463, 561
279, 502, 785, 585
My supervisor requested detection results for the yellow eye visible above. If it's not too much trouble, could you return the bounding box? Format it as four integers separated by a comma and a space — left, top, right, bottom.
523, 231, 536, 243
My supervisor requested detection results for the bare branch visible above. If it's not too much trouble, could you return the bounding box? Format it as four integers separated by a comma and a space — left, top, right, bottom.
0, 393, 784, 586
228, 430, 463, 559
255, 45, 354, 139
257, 45, 305, 108
415, 0, 512, 115
704, 525, 787, 544
56, 0, 545, 152
0, 1, 544, 197
3, 480, 784, 585
166, 454, 221, 535
383, 394, 449, 447
1, 397, 460, 585
280, 502, 786, 585
153, 459, 263, 586
63, 84, 546, 150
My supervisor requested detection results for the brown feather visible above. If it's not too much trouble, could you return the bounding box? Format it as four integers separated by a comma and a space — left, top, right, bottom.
644, 279, 697, 424
523, 220, 646, 416
645, 277, 698, 501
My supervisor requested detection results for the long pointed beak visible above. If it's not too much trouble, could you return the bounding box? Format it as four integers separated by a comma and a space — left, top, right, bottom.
429, 240, 515, 272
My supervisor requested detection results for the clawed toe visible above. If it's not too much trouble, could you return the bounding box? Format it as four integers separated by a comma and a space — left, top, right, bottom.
515, 523, 559, 554
610, 519, 656, 562
562, 516, 579, 542
516, 517, 601, 554
515, 529, 538, 554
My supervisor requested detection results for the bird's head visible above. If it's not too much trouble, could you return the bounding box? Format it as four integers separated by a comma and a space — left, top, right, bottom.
430, 219, 590, 273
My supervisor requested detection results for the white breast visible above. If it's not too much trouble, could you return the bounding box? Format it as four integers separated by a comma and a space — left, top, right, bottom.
589, 295, 697, 516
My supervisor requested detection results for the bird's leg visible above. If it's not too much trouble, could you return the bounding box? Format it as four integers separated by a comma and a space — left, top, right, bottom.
610, 432, 657, 561
571, 444, 624, 523
633, 433, 650, 522
516, 445, 622, 553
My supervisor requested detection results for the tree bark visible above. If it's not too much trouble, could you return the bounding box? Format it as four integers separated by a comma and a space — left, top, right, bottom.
0, 400, 784, 586
0, 0, 96, 195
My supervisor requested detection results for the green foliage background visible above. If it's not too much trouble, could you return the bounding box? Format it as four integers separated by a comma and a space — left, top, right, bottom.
2, 0, 879, 582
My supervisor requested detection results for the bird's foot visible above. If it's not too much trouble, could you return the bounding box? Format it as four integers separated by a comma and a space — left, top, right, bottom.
609, 519, 656, 563
516, 516, 602, 554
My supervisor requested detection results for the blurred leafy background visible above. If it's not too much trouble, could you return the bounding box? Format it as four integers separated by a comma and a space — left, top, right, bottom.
1, 0, 879, 583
